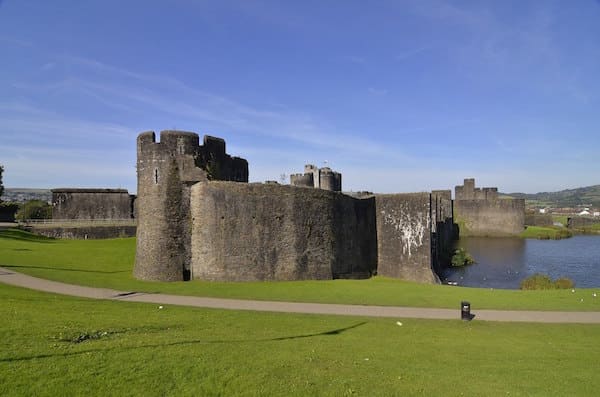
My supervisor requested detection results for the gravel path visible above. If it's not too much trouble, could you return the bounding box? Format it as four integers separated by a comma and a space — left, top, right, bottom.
2, 266, 600, 323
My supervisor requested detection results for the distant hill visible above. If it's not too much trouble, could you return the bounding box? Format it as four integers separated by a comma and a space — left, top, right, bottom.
1, 188, 52, 203
501, 185, 600, 208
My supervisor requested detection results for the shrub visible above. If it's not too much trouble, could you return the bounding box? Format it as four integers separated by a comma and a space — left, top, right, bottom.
554, 277, 575, 289
451, 248, 475, 267
15, 200, 52, 221
520, 273, 555, 290
520, 273, 575, 290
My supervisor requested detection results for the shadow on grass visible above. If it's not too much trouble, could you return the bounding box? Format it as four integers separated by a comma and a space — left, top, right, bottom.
0, 322, 367, 363
2, 264, 129, 274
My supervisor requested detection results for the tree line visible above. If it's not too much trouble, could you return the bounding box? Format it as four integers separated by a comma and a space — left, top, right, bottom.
0, 165, 52, 221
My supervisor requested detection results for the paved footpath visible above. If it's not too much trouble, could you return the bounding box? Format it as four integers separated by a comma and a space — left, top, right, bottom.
1, 266, 600, 324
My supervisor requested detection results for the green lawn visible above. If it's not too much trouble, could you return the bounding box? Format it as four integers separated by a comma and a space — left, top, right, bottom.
1, 229, 599, 311
552, 215, 569, 226
1, 283, 599, 396
519, 225, 572, 240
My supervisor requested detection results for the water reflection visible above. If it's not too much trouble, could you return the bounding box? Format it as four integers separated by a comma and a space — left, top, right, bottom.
441, 235, 600, 289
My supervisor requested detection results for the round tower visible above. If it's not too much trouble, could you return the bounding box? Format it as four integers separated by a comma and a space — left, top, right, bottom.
133, 130, 201, 281
319, 168, 337, 192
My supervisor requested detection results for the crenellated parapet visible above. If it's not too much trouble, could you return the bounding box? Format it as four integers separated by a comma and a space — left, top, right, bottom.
290, 164, 342, 191
290, 172, 314, 188
195, 135, 249, 182
134, 130, 248, 282
455, 178, 498, 201
134, 130, 456, 284
454, 178, 524, 236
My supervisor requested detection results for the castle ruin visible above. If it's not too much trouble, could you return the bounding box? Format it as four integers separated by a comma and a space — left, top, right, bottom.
52, 188, 135, 220
454, 178, 525, 236
290, 165, 342, 192
133, 130, 455, 284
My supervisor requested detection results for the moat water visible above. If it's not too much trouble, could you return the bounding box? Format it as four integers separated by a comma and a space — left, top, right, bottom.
440, 235, 600, 289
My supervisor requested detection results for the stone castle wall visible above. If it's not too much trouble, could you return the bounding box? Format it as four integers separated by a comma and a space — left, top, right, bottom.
454, 179, 524, 236
568, 216, 600, 231
134, 130, 455, 284
375, 193, 437, 283
134, 130, 248, 281
52, 189, 133, 220
289, 173, 314, 188
190, 182, 376, 281
190, 182, 446, 283
27, 225, 136, 239
431, 191, 455, 276
455, 198, 525, 236
525, 214, 553, 227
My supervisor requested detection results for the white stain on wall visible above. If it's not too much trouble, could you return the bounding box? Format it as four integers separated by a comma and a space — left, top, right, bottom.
381, 207, 429, 257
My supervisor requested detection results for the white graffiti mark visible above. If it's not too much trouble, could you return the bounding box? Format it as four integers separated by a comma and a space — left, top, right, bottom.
381, 208, 429, 257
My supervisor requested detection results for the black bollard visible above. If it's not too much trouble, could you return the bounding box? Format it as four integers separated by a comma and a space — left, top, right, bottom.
461, 301, 473, 321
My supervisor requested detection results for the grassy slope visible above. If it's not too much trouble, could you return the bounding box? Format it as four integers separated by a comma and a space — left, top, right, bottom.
1, 283, 599, 396
503, 184, 600, 208
1, 229, 599, 311
519, 226, 573, 239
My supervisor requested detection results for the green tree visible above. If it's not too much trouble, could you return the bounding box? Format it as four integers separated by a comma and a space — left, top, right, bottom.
16, 200, 52, 221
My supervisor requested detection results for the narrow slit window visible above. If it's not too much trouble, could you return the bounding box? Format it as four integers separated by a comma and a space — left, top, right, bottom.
154, 168, 159, 184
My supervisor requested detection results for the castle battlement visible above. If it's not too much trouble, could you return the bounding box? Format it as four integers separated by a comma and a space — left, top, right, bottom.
454, 178, 524, 236
455, 178, 498, 201
134, 130, 454, 284
290, 164, 342, 191
134, 130, 249, 282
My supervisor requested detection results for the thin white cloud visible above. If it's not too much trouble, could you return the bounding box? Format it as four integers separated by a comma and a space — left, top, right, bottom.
368, 87, 388, 96
6, 53, 498, 193
40, 62, 56, 71
342, 55, 367, 65
0, 103, 133, 141
395, 45, 432, 61
19, 56, 405, 159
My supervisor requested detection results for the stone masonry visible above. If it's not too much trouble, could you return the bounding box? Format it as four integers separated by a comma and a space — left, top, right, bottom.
134, 130, 248, 281
454, 178, 525, 236
290, 164, 342, 192
52, 188, 134, 220
134, 130, 455, 283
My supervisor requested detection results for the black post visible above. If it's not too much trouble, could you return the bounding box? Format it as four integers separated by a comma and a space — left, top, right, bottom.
461, 301, 473, 321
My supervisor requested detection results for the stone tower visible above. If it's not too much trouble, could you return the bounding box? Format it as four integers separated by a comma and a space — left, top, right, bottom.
319, 167, 342, 192
290, 164, 342, 192
134, 130, 248, 281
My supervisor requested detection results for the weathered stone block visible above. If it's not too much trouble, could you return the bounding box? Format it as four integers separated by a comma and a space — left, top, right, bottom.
52, 189, 133, 220
375, 193, 438, 283
454, 199, 525, 236
190, 182, 376, 281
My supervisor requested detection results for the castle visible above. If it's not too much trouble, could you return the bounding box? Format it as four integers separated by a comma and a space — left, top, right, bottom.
52, 188, 135, 220
133, 130, 455, 283
290, 165, 342, 191
454, 178, 525, 236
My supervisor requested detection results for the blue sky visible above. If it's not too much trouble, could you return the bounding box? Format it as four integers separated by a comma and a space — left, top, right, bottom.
1, 0, 599, 194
